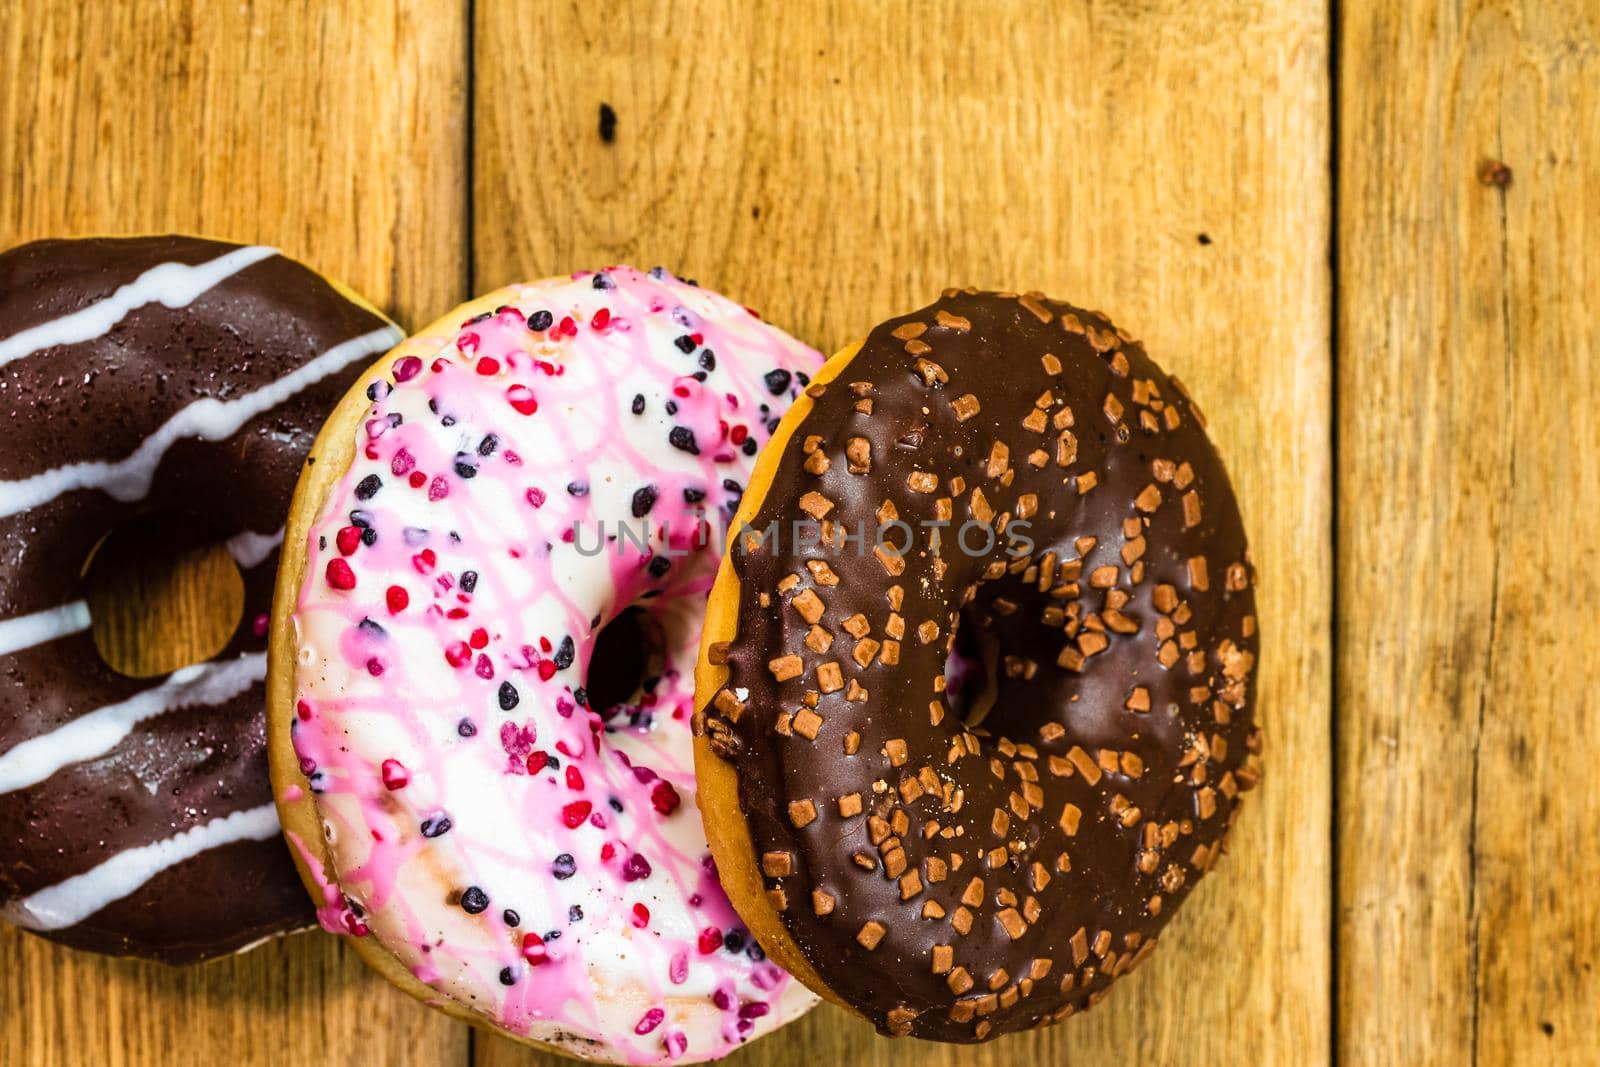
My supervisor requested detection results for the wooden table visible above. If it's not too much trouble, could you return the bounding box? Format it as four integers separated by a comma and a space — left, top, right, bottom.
2, 2, 1595, 1064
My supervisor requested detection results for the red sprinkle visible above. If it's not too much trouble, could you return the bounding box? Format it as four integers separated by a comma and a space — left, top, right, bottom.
335, 525, 362, 556
381, 759, 409, 790
565, 765, 584, 791
526, 751, 549, 774
413, 549, 437, 574
521, 931, 549, 965
561, 801, 592, 828
325, 558, 356, 590
631, 902, 650, 928
650, 780, 682, 816
409, 470, 427, 488
444, 641, 471, 668
475, 356, 500, 376
296, 700, 313, 721
697, 927, 722, 955
591, 307, 611, 330
469, 627, 489, 650
536, 659, 557, 681
525, 487, 546, 508
506, 384, 539, 415
386, 585, 409, 614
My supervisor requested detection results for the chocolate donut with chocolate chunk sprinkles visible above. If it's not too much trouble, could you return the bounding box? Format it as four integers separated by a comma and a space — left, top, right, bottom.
693, 289, 1261, 1041
0, 236, 401, 962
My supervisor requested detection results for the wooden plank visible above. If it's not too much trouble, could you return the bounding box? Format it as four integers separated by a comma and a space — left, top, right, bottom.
0, 2, 472, 1065
1337, 2, 1600, 1063
472, 1, 1332, 1064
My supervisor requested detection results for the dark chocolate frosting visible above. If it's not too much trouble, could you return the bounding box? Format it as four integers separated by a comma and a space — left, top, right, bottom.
700, 290, 1261, 1040
0, 236, 398, 963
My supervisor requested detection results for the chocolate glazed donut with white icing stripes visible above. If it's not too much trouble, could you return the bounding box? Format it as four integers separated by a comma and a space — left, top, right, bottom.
0, 236, 402, 963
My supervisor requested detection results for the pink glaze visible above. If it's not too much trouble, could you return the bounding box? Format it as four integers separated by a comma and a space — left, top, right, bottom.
290, 268, 820, 1063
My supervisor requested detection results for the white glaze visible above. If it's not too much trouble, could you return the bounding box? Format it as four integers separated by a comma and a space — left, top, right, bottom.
0, 599, 91, 657
0, 803, 281, 931
0, 652, 268, 794
0, 325, 401, 519
0, 245, 278, 370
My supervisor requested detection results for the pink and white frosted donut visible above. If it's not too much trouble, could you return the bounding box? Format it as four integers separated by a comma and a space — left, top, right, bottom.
268, 267, 821, 1063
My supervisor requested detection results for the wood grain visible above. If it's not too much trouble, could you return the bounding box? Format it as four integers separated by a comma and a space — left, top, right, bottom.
472, 1, 1332, 1064
1336, 2, 1600, 1064
0, 2, 471, 1065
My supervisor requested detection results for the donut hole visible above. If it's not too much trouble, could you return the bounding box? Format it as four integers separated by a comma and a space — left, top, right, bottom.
944, 610, 999, 728
586, 607, 663, 717
82, 512, 245, 679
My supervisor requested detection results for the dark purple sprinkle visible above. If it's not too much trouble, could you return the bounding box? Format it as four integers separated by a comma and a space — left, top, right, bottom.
478, 434, 499, 456
551, 853, 577, 879
499, 967, 518, 986
573, 687, 589, 707
631, 393, 646, 415
349, 510, 373, 528
648, 266, 667, 279
598, 102, 618, 143
361, 526, 378, 546
366, 380, 391, 401
569, 905, 584, 922
683, 487, 706, 504
498, 681, 519, 710
546, 754, 561, 770
354, 475, 382, 500
454, 457, 478, 479
723, 929, 746, 953
691, 371, 708, 382
722, 479, 743, 495
593, 271, 614, 290
741, 438, 758, 456
665, 400, 678, 416
317, 535, 326, 550
403, 526, 430, 545
668, 427, 699, 454
545, 929, 561, 941
621, 853, 652, 881
746, 941, 766, 961
357, 617, 386, 638
554, 636, 575, 669
458, 719, 477, 737
421, 814, 453, 838
503, 909, 521, 927
567, 481, 589, 496
763, 369, 792, 395
698, 350, 716, 371
674, 335, 696, 353
648, 556, 671, 578
631, 485, 658, 517
796, 371, 810, 386
529, 309, 554, 332
766, 417, 781, 434
608, 796, 623, 812
459, 886, 489, 914
465, 311, 493, 326
388, 412, 404, 427
441, 415, 456, 427
460, 570, 478, 593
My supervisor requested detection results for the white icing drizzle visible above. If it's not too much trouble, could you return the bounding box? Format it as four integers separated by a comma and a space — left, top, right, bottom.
0, 802, 280, 931
225, 527, 285, 569
0, 599, 91, 657
0, 245, 279, 370
0, 325, 402, 520
0, 652, 268, 794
